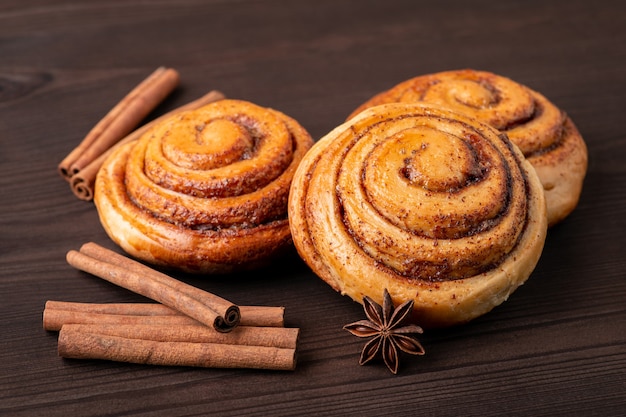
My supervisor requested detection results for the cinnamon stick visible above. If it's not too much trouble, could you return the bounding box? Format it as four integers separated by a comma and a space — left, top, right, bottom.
44, 307, 199, 330
66, 242, 240, 332
43, 301, 286, 330
58, 326, 296, 371
57, 323, 299, 349
68, 89, 226, 201
59, 67, 179, 181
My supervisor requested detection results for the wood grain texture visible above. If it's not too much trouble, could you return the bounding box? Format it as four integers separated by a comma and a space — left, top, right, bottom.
1, 0, 625, 415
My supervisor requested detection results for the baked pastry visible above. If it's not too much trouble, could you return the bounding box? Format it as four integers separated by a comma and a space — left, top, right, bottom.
94, 99, 314, 273
289, 103, 548, 328
348, 69, 588, 227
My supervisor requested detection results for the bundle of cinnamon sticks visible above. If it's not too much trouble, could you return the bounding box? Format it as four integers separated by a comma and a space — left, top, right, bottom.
58, 66, 225, 201
45, 242, 298, 371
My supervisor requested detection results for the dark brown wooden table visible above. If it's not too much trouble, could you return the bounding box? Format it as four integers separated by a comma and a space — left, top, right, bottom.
2, 1, 625, 415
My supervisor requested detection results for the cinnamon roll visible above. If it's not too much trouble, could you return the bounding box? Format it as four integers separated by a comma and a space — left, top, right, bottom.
348, 69, 588, 227
94, 99, 314, 273
289, 103, 547, 328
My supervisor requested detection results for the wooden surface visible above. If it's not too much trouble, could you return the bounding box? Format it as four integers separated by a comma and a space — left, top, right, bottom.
1, 1, 625, 415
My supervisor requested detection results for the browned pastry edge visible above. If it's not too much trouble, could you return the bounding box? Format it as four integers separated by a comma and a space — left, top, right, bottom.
289, 102, 548, 328
94, 99, 313, 274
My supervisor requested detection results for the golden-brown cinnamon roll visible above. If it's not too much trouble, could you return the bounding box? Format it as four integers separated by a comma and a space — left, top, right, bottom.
289, 103, 547, 328
348, 69, 588, 227
94, 99, 314, 273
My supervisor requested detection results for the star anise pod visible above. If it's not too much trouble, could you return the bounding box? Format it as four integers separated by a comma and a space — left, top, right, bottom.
343, 288, 425, 374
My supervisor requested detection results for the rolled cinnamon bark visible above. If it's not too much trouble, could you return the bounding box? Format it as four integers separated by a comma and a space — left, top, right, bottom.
44, 307, 197, 331
58, 326, 297, 371
43, 301, 286, 330
59, 67, 180, 181
66, 243, 240, 332
56, 323, 299, 349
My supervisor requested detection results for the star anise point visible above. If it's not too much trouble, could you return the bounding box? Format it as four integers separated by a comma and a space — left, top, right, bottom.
344, 288, 425, 374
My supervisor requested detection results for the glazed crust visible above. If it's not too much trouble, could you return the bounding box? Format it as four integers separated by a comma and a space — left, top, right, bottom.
289, 103, 548, 328
95, 99, 314, 273
348, 69, 588, 226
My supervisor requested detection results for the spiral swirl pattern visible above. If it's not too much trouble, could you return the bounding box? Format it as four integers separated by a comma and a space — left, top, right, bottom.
289, 103, 547, 327
95, 99, 314, 273
348, 69, 588, 226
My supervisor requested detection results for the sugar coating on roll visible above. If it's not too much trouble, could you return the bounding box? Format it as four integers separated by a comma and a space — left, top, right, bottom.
95, 99, 314, 273
289, 102, 547, 328
348, 69, 587, 227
